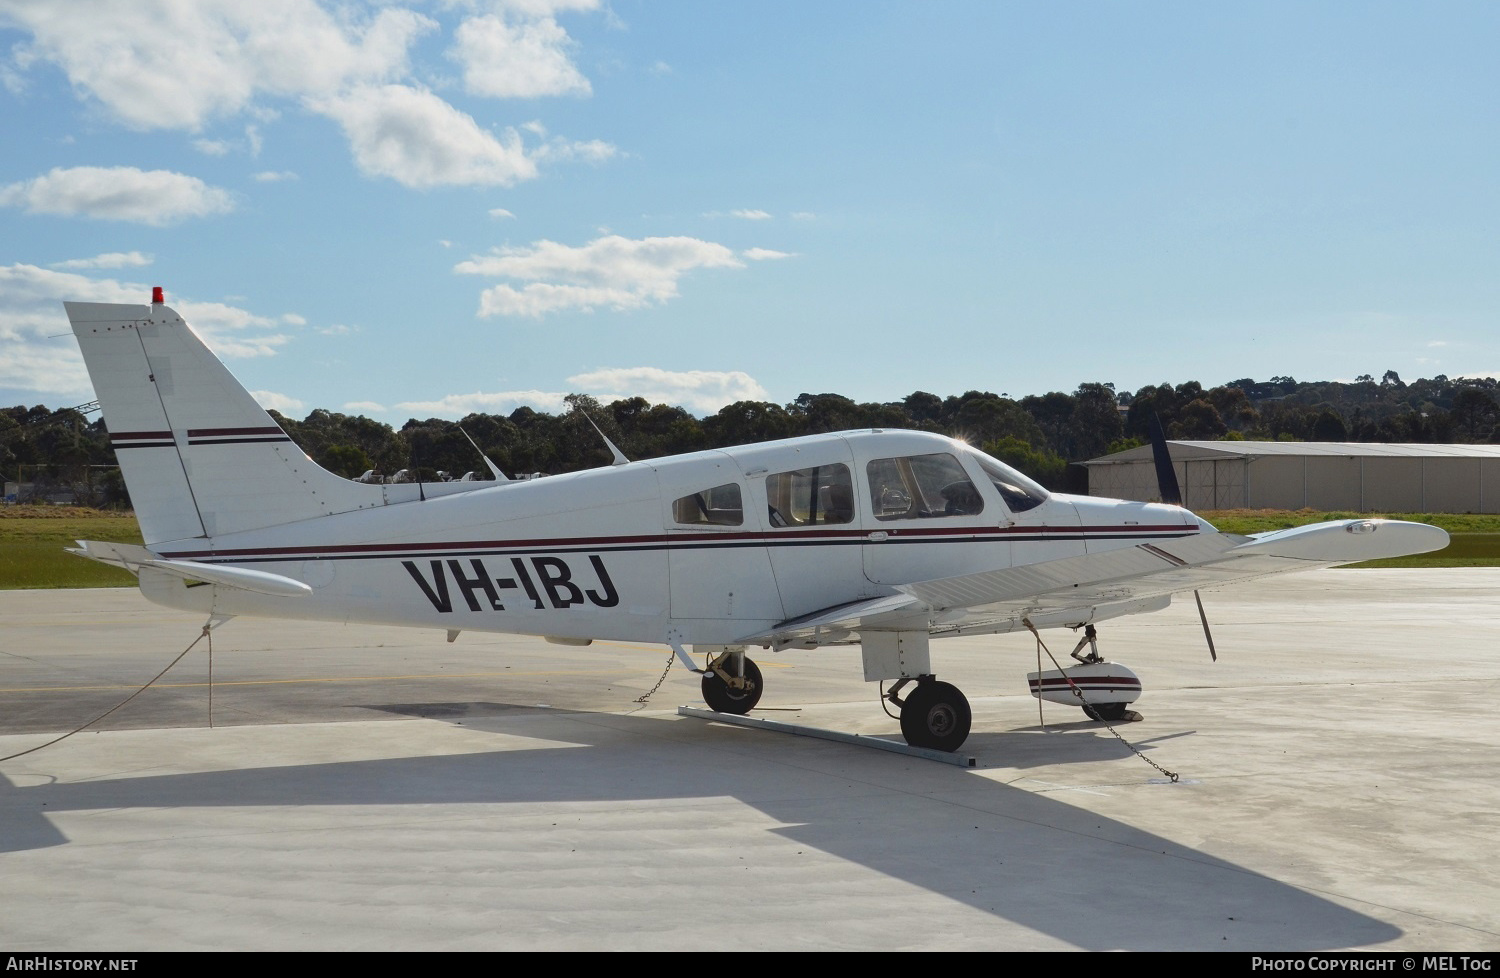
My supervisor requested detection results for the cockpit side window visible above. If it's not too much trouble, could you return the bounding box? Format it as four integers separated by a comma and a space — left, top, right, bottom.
867, 452, 983, 520
671, 483, 744, 526
765, 463, 854, 527
972, 451, 1049, 513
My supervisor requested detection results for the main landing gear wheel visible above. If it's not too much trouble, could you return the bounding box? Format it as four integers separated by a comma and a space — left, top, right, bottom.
1083, 702, 1130, 722
899, 680, 972, 752
701, 656, 763, 715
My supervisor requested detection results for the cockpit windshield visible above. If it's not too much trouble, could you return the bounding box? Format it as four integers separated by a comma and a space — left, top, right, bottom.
970, 450, 1049, 513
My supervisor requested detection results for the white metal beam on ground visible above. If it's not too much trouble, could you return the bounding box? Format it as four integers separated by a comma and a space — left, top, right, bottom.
676, 705, 977, 767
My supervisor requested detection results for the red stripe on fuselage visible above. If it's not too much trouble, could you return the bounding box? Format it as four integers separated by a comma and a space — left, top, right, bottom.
157, 524, 1199, 562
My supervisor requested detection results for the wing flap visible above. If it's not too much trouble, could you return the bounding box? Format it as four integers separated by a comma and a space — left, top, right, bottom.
736, 593, 929, 646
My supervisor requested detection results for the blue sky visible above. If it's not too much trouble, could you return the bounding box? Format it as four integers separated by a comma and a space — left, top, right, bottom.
2, 1, 1497, 424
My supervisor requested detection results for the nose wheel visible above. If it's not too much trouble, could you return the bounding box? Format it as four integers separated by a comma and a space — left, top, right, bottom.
889, 677, 972, 752
701, 653, 763, 715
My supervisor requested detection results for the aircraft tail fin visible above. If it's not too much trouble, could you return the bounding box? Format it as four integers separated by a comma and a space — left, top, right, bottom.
66, 297, 387, 545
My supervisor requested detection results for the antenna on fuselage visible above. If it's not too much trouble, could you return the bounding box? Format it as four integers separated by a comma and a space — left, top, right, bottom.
579, 411, 630, 466
457, 426, 510, 481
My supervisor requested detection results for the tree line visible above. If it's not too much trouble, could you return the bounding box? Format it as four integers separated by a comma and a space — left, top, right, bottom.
5, 371, 1499, 509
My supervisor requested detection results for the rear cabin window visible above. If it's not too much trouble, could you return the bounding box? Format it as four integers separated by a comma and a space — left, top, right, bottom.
765, 463, 854, 527
672, 483, 744, 526
867, 453, 983, 520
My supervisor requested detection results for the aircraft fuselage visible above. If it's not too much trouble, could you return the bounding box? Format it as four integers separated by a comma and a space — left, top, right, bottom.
135, 428, 1203, 648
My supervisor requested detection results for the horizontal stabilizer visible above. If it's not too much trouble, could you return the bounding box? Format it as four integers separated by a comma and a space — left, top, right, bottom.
1231, 519, 1449, 562
69, 540, 312, 597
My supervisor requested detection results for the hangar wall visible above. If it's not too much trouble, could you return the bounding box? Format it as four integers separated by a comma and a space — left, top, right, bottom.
1082, 444, 1500, 513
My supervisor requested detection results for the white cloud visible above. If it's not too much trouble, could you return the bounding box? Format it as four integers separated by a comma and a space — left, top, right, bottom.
742, 248, 793, 261
0, 264, 143, 347
0, 342, 93, 401
1, 60, 25, 96
489, 207, 516, 219
252, 170, 298, 182
530, 137, 617, 164
0, 166, 234, 225
790, 211, 816, 220
280, 313, 307, 325
50, 252, 153, 270
396, 389, 572, 417
566, 367, 767, 414
0, 268, 118, 397
730, 209, 771, 220
0, 262, 290, 399
318, 323, 356, 335
171, 300, 291, 358
450, 12, 592, 98
393, 366, 767, 419
252, 390, 306, 414
2, 1, 437, 130
454, 234, 744, 317
309, 84, 538, 188
343, 400, 386, 413
3, 5, 616, 193
493, 1, 603, 18
519, 120, 617, 166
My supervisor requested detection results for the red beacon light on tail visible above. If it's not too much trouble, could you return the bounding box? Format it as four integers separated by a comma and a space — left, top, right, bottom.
151, 286, 164, 304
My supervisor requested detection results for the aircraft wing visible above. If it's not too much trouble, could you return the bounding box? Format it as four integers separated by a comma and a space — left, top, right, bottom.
746, 519, 1448, 647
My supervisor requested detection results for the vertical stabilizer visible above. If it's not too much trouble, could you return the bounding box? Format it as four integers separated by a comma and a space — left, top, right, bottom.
66, 298, 387, 544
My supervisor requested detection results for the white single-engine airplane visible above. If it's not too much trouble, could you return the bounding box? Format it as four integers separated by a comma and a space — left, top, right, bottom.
64, 292, 1449, 752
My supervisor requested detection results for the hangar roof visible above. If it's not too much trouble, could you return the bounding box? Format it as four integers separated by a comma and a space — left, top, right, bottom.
1083, 441, 1500, 466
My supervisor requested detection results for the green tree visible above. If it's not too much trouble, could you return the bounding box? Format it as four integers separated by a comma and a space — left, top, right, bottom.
1451, 389, 1499, 442
982, 436, 1068, 489
1170, 398, 1228, 440
952, 393, 1044, 447
704, 401, 797, 447
320, 444, 373, 478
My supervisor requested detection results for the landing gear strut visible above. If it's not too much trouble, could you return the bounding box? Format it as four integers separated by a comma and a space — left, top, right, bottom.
887, 676, 972, 752
1025, 623, 1143, 722
1071, 623, 1104, 663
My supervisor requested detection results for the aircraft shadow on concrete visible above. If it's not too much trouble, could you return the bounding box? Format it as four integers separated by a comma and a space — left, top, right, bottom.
0, 705, 1399, 951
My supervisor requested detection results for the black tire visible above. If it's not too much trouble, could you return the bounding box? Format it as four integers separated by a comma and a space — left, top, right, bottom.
701, 656, 763, 714
899, 680, 972, 752
1084, 702, 1128, 722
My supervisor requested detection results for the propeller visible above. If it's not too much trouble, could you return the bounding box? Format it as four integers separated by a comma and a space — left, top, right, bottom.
1149, 413, 1217, 660
1148, 413, 1181, 506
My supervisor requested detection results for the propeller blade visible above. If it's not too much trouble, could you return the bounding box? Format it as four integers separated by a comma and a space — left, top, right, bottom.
1149, 413, 1182, 505
1194, 589, 1218, 662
